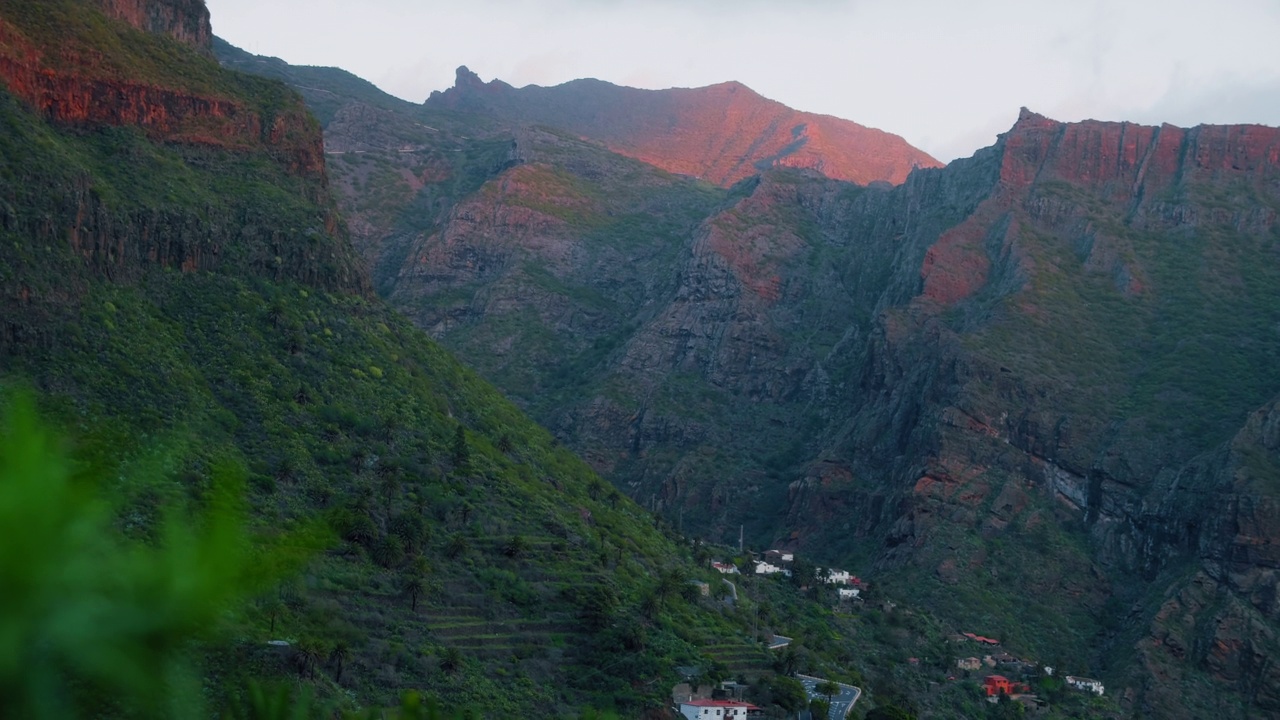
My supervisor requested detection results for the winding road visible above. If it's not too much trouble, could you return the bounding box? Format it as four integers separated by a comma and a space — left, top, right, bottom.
797, 674, 861, 719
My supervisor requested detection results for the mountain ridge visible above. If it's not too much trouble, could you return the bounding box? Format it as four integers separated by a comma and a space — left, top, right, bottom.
2, 5, 891, 717
207, 35, 1280, 718
426, 65, 942, 186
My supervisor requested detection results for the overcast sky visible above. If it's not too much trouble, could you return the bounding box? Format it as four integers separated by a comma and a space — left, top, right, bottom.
206, 0, 1280, 163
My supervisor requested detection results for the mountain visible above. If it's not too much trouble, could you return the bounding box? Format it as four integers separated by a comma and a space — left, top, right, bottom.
0, 4, 915, 717
426, 66, 942, 186
222, 41, 1280, 717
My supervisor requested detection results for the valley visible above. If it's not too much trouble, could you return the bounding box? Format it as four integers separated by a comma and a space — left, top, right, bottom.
217, 48, 1280, 719
0, 1, 1276, 718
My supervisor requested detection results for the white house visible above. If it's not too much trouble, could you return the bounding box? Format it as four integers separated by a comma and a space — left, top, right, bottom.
711, 561, 740, 574
823, 568, 852, 584
754, 561, 787, 576
678, 699, 758, 720
837, 587, 860, 600
1065, 676, 1104, 695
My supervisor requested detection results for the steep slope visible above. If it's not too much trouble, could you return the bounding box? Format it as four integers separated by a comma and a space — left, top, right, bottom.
786, 109, 1280, 718
426, 66, 942, 186
353, 102, 1280, 716
217, 44, 1280, 717
213, 36, 419, 125
0, 4, 879, 717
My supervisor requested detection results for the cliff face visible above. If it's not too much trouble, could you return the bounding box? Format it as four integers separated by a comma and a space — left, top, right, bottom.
0, 2, 327, 183
227, 43, 1280, 714
92, 0, 211, 51
426, 67, 941, 186
364, 105, 1280, 714
0, 0, 366, 346
785, 110, 1280, 717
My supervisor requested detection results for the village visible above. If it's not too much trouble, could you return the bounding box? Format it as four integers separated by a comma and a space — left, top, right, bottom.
671, 547, 1106, 719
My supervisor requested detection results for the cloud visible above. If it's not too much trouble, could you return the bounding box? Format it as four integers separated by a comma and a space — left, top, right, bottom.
1134, 73, 1280, 129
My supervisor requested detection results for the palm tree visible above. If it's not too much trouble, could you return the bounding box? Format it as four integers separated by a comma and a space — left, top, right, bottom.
403, 574, 426, 612
330, 641, 350, 681
445, 533, 469, 559
294, 639, 325, 679
439, 647, 463, 674
502, 534, 528, 559
817, 679, 840, 707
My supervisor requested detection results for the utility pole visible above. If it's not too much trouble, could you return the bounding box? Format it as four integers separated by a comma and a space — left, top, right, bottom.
739, 524, 744, 554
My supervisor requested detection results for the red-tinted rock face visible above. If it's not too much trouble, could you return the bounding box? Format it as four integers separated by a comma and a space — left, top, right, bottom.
305, 58, 1280, 710
0, 1, 366, 298
914, 109, 1280, 307
426, 67, 941, 187
91, 0, 211, 51
998, 108, 1280, 194
0, 13, 325, 183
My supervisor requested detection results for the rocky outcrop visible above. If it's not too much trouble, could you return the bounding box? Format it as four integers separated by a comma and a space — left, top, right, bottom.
0, 0, 368, 339
262, 51, 1280, 712
802, 112, 1280, 715
426, 67, 941, 186
0, 4, 327, 183
91, 0, 212, 51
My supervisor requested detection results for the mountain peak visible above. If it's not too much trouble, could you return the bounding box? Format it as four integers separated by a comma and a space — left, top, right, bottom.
1009, 106, 1059, 132
423, 71, 940, 185
428, 65, 513, 104
454, 64, 482, 87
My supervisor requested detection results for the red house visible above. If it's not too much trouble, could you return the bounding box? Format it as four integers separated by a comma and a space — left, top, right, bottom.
984, 675, 1014, 697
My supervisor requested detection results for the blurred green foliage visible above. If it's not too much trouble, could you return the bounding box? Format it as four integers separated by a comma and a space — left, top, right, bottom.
0, 392, 255, 718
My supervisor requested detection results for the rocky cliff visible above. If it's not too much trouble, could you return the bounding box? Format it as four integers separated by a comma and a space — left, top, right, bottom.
0, 0, 366, 356
426, 66, 941, 186
218, 44, 1280, 715
1, 7, 823, 717
790, 109, 1280, 717
0, 1, 329, 183
92, 0, 211, 51
361, 104, 1280, 715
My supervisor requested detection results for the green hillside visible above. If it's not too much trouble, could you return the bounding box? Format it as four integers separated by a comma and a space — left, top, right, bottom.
0, 3, 973, 718
0, 3, 770, 716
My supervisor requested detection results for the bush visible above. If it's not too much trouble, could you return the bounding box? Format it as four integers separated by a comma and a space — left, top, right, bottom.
0, 394, 262, 718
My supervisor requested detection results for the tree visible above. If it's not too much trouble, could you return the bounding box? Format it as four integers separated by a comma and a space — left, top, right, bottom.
445, 533, 469, 559
790, 556, 817, 588
768, 676, 807, 713
773, 645, 801, 676
578, 582, 620, 630
451, 425, 470, 471
502, 534, 529, 559
261, 597, 285, 635
816, 679, 840, 706
809, 697, 831, 719
329, 641, 350, 681
377, 462, 401, 517
656, 568, 686, 601
403, 573, 427, 612
389, 512, 428, 553
293, 638, 325, 679
371, 533, 406, 568
439, 646, 463, 674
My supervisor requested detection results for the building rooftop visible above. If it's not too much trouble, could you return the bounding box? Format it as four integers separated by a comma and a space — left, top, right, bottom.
681, 699, 761, 709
